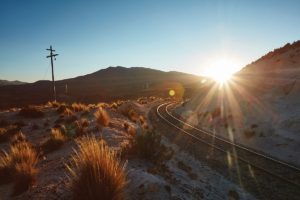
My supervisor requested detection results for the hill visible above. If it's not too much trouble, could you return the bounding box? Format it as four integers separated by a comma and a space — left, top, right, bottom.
0, 66, 201, 109
0, 79, 26, 86
176, 41, 300, 166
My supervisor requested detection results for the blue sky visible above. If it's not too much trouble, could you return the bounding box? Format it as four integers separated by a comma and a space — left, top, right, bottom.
0, 0, 299, 82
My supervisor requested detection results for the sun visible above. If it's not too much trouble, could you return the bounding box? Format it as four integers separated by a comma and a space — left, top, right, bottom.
204, 58, 240, 84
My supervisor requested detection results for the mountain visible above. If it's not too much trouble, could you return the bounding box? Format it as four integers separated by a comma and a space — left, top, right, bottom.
0, 66, 202, 109
176, 41, 300, 166
0, 79, 27, 86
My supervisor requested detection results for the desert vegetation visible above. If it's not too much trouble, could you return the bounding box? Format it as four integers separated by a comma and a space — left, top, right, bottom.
66, 136, 126, 200
0, 139, 38, 195
0, 125, 20, 143
71, 103, 89, 112
74, 118, 90, 137
94, 107, 110, 127
42, 128, 67, 153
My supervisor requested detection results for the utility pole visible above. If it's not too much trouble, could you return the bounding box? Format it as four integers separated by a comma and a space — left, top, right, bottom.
46, 45, 59, 102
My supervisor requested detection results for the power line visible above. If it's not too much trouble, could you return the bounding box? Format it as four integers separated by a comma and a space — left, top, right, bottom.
46, 45, 59, 102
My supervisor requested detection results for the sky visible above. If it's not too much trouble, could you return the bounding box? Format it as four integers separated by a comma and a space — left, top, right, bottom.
0, 0, 299, 82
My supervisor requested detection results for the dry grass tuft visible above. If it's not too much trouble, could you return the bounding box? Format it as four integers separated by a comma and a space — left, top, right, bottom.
47, 101, 61, 108
0, 141, 38, 195
42, 128, 67, 153
123, 123, 136, 137
128, 109, 139, 122
110, 102, 118, 110
0, 125, 20, 143
133, 130, 161, 160
71, 103, 89, 112
66, 136, 126, 200
94, 108, 110, 127
56, 104, 69, 114
10, 131, 27, 145
75, 119, 90, 137
63, 108, 75, 117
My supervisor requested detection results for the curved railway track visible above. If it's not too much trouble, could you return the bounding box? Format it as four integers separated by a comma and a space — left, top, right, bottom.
156, 102, 300, 189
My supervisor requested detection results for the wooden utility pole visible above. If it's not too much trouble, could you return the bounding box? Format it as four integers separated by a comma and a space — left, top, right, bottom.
46, 45, 59, 102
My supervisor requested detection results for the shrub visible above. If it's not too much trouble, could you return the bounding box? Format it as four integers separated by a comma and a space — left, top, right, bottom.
63, 108, 75, 117
75, 119, 90, 137
0, 125, 20, 143
123, 123, 136, 137
57, 104, 68, 114
19, 106, 44, 118
10, 131, 27, 146
71, 103, 89, 112
110, 102, 118, 110
0, 151, 12, 184
94, 108, 110, 127
0, 141, 38, 195
139, 116, 149, 130
42, 128, 67, 153
128, 109, 138, 122
47, 101, 61, 108
66, 136, 126, 200
133, 130, 161, 160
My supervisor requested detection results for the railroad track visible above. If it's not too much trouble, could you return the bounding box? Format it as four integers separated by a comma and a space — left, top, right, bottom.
156, 102, 300, 189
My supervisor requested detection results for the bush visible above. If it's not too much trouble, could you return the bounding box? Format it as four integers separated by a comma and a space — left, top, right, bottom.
42, 128, 67, 153
133, 130, 161, 160
57, 104, 68, 114
47, 101, 61, 108
19, 106, 44, 118
10, 131, 27, 146
63, 108, 75, 117
0, 141, 38, 195
128, 109, 138, 122
71, 103, 89, 112
66, 136, 126, 200
75, 119, 90, 137
123, 123, 136, 137
0, 125, 20, 143
94, 108, 110, 127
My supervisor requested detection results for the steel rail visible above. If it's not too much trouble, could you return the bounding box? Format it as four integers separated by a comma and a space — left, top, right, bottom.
156, 102, 300, 188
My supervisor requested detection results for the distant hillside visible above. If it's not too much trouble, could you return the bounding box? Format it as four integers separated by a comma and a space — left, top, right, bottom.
0, 79, 26, 86
0, 66, 202, 109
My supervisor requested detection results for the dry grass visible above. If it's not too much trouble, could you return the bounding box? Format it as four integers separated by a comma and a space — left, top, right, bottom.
10, 131, 27, 145
123, 123, 136, 137
56, 104, 68, 114
94, 108, 110, 127
47, 101, 61, 108
110, 102, 118, 110
42, 128, 67, 153
133, 130, 161, 160
0, 141, 38, 195
71, 103, 89, 112
128, 109, 138, 122
139, 115, 149, 130
0, 125, 20, 143
75, 119, 90, 137
63, 108, 75, 117
19, 106, 44, 118
66, 136, 126, 200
